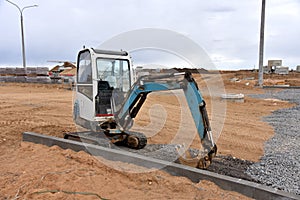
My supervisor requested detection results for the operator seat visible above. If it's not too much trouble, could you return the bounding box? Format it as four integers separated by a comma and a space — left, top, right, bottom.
95, 81, 113, 115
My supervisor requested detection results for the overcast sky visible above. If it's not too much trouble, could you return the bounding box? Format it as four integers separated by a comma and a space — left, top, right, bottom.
0, 0, 299, 70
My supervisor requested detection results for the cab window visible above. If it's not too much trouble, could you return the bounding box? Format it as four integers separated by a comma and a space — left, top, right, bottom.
77, 50, 93, 100
77, 50, 92, 84
96, 58, 130, 92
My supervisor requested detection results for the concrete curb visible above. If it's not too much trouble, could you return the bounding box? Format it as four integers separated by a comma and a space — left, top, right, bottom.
23, 132, 300, 200
263, 86, 300, 89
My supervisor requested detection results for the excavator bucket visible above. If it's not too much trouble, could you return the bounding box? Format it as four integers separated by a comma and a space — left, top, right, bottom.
176, 144, 217, 169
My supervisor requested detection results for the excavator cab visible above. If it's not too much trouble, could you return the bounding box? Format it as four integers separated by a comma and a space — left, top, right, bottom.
73, 48, 133, 131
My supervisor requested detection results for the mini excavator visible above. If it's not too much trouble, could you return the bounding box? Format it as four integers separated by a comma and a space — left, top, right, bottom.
64, 48, 217, 169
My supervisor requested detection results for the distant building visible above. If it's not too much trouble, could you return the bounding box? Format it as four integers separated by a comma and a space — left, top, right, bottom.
296, 66, 300, 72
133, 66, 150, 81
263, 60, 282, 74
275, 66, 289, 75
263, 60, 289, 75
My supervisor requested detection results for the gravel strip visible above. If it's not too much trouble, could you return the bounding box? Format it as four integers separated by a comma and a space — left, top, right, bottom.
247, 89, 300, 195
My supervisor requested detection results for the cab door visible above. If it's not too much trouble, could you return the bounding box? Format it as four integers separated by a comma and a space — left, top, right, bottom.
75, 49, 94, 121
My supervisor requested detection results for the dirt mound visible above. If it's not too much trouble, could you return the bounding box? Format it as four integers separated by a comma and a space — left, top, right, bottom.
1, 142, 251, 199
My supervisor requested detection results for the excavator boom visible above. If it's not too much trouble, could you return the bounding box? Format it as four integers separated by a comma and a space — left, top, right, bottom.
108, 72, 217, 169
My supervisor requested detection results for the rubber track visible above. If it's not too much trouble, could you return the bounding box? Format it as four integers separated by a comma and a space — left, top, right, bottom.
124, 131, 147, 149
64, 131, 147, 149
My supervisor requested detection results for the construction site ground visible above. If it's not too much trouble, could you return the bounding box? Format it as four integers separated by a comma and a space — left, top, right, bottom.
0, 71, 299, 199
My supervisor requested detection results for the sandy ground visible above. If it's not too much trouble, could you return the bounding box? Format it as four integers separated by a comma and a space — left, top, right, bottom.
0, 72, 295, 199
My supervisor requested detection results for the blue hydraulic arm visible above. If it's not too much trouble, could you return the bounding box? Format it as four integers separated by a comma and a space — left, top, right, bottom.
112, 72, 217, 164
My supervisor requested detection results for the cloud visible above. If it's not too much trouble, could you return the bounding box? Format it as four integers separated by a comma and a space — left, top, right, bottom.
205, 6, 236, 13
0, 0, 299, 69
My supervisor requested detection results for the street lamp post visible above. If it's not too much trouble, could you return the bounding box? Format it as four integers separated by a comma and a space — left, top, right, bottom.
258, 0, 266, 87
6, 0, 38, 68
